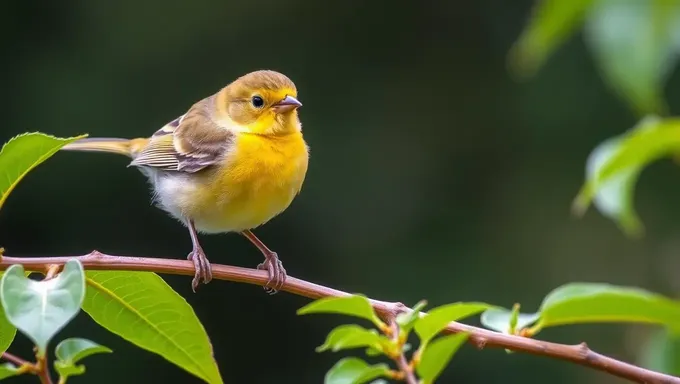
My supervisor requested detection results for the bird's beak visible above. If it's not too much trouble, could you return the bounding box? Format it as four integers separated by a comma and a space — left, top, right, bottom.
272, 95, 302, 113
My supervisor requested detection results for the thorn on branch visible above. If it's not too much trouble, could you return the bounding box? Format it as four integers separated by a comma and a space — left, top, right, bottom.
472, 336, 488, 350
577, 342, 594, 361
378, 301, 409, 321
88, 250, 104, 258
392, 302, 409, 314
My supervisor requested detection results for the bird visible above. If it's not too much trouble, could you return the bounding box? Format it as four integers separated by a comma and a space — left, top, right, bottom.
61, 70, 309, 293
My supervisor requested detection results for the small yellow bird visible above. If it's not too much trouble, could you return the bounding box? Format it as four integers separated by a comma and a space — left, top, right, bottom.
62, 70, 309, 293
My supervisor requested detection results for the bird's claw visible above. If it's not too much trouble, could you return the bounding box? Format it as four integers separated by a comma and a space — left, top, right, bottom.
257, 252, 286, 294
187, 246, 212, 292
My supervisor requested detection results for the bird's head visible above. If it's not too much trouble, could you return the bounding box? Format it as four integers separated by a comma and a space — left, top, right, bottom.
217, 70, 302, 136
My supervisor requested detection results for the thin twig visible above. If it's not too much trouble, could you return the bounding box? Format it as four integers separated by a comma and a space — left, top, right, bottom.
2, 352, 53, 383
35, 355, 53, 384
1, 352, 28, 367
0, 251, 677, 384
389, 320, 417, 384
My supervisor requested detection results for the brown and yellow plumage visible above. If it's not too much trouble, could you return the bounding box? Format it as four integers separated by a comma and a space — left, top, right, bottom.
62, 70, 309, 293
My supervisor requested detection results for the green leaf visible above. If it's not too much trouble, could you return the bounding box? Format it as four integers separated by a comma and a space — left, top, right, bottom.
480, 308, 540, 335
639, 328, 680, 375
0, 312, 14, 356
509, 0, 596, 77
81, 271, 222, 384
583, 133, 644, 237
0, 273, 16, 355
316, 324, 389, 354
324, 357, 389, 384
584, 0, 680, 115
0, 260, 85, 355
0, 363, 19, 379
395, 300, 427, 334
573, 117, 680, 220
0, 132, 87, 211
0, 268, 30, 352
297, 295, 383, 328
416, 333, 468, 383
538, 283, 680, 330
508, 303, 520, 333
54, 361, 85, 379
414, 302, 491, 345
54, 337, 112, 378
55, 338, 111, 363
364, 346, 382, 357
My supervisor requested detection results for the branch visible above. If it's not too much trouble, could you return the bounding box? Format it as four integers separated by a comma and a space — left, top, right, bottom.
1, 352, 28, 367
1, 352, 53, 383
35, 355, 53, 384
0, 251, 677, 384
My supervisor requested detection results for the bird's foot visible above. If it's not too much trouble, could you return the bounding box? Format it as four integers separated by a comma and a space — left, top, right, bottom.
187, 246, 212, 292
257, 251, 287, 294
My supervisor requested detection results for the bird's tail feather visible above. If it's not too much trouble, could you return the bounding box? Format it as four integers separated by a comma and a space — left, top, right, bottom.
61, 137, 148, 158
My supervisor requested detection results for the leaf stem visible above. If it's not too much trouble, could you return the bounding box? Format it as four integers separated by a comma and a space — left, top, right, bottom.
0, 251, 677, 384
43, 264, 61, 280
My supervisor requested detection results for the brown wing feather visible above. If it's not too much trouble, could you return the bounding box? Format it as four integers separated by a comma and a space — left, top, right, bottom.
130, 96, 235, 173
129, 134, 179, 170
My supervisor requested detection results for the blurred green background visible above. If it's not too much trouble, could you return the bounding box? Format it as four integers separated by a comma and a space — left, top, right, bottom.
3, 0, 680, 382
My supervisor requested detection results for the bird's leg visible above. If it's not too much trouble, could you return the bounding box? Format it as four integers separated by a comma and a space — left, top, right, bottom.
241, 229, 286, 294
186, 220, 213, 292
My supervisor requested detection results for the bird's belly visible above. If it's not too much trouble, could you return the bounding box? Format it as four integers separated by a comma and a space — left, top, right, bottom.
200, 177, 301, 233
151, 137, 308, 233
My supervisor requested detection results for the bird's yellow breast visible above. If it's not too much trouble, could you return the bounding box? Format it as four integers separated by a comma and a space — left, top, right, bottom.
163, 131, 309, 233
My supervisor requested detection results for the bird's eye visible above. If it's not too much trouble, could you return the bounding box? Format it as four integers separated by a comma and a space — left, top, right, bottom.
251, 95, 264, 108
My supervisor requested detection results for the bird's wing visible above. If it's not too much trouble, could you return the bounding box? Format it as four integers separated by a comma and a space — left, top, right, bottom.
130, 98, 235, 173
